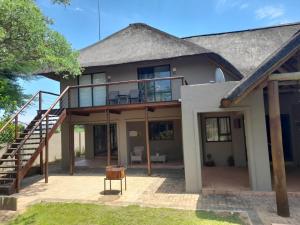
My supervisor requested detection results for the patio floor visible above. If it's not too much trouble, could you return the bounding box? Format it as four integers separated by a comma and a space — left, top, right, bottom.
1, 167, 300, 225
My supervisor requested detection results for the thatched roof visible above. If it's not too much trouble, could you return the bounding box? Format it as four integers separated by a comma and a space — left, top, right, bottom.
220, 29, 300, 107
184, 22, 300, 76
78, 23, 243, 79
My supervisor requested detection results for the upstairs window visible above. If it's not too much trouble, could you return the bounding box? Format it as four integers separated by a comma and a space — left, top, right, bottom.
137, 65, 172, 102
205, 117, 232, 142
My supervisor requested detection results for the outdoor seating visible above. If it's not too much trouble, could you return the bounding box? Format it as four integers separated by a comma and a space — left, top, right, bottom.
130, 146, 144, 164
108, 91, 120, 104
129, 89, 140, 103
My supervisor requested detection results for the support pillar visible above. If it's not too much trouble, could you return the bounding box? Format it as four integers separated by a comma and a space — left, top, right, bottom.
268, 80, 290, 217
106, 110, 111, 166
69, 118, 74, 175
145, 107, 151, 176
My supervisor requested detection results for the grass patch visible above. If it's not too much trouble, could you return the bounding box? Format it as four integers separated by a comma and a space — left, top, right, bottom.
8, 203, 244, 225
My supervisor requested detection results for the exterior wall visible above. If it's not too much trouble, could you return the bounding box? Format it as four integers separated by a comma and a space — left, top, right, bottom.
60, 108, 181, 167
60, 55, 237, 108
181, 82, 272, 192
200, 112, 246, 167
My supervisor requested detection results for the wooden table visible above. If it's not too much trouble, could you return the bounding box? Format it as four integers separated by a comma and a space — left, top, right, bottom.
104, 166, 127, 195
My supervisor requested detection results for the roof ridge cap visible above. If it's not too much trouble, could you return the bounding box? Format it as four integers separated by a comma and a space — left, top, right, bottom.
182, 21, 300, 39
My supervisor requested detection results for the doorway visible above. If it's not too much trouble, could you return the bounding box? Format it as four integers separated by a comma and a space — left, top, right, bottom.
93, 124, 118, 161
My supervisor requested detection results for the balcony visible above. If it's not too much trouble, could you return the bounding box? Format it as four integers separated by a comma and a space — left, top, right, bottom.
61, 76, 184, 111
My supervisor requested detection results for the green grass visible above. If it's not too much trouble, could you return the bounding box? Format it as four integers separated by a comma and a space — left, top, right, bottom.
8, 203, 244, 225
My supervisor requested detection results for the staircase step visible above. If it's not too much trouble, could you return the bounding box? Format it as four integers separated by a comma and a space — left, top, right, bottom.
19, 153, 33, 156
0, 165, 17, 169
0, 159, 17, 162
0, 178, 14, 181
8, 147, 36, 151
23, 142, 41, 145
0, 171, 16, 174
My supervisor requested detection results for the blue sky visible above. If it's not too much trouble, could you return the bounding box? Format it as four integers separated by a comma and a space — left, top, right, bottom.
22, 0, 300, 98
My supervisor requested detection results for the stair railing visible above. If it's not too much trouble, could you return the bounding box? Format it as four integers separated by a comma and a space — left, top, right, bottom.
0, 90, 61, 192
11, 87, 70, 191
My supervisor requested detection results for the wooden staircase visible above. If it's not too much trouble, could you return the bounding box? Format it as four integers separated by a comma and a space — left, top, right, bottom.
0, 91, 67, 195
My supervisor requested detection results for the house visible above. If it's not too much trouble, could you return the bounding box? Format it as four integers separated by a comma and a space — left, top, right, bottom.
1, 22, 300, 200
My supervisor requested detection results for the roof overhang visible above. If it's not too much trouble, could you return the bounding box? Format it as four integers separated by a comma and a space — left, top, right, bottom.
221, 30, 300, 107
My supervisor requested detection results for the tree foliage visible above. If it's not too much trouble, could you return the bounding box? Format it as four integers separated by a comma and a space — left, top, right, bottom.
0, 0, 81, 115
0, 0, 81, 76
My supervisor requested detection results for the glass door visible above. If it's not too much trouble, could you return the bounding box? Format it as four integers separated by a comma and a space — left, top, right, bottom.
93, 73, 107, 106
79, 75, 92, 107
137, 65, 171, 102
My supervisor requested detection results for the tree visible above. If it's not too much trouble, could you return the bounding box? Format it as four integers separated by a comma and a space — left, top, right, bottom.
0, 0, 81, 115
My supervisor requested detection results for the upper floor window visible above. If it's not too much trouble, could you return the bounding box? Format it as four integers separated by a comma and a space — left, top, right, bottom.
137, 65, 171, 102
78, 73, 106, 107
205, 117, 232, 142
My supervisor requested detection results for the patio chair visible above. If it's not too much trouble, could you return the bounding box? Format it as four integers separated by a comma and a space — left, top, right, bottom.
108, 91, 120, 105
129, 89, 140, 103
130, 146, 144, 164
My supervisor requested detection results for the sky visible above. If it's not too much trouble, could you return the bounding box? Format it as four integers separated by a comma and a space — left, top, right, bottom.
21, 0, 300, 106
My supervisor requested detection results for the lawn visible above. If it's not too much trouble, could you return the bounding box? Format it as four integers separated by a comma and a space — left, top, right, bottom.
7, 203, 245, 225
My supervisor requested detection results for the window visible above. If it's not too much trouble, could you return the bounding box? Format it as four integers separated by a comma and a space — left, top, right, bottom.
78, 73, 106, 107
149, 121, 174, 140
205, 117, 232, 142
137, 65, 171, 102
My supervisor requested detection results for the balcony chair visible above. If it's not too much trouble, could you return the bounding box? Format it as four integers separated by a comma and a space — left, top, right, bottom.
129, 89, 140, 103
108, 91, 120, 105
130, 146, 144, 164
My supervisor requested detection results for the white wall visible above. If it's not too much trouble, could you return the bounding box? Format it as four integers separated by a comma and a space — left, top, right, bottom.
181, 82, 272, 192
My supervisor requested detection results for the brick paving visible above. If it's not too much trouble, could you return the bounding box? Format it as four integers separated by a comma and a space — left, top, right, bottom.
0, 169, 299, 225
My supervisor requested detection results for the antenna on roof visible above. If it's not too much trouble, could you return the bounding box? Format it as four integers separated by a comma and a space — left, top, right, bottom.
97, 0, 101, 40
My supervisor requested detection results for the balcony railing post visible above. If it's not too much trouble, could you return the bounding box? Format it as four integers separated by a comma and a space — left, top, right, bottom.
144, 80, 148, 103
39, 91, 44, 174
106, 83, 109, 105
14, 115, 18, 139
45, 114, 49, 183
68, 88, 71, 108
38, 91, 42, 112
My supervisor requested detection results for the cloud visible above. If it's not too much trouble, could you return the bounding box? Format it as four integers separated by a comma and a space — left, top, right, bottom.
255, 5, 284, 20
239, 3, 249, 10
215, 0, 249, 13
74, 7, 83, 12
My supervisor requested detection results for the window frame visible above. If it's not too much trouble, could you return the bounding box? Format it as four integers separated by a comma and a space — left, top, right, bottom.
205, 117, 232, 142
149, 121, 174, 141
77, 73, 107, 107
137, 64, 172, 102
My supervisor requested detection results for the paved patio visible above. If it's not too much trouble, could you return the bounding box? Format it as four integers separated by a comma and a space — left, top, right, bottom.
1, 169, 300, 225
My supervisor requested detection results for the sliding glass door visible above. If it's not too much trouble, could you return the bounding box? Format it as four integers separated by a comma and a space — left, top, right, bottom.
79, 73, 107, 107
137, 65, 171, 102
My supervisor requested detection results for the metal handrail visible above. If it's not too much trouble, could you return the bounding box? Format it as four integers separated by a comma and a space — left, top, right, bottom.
0, 91, 40, 134
12, 87, 70, 157
0, 91, 60, 134
69, 76, 185, 89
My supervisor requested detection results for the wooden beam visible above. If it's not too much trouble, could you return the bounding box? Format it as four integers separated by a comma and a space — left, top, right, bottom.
67, 101, 181, 114
110, 109, 121, 114
106, 110, 111, 166
268, 80, 290, 217
269, 72, 300, 81
145, 107, 151, 176
71, 112, 90, 116
148, 107, 155, 112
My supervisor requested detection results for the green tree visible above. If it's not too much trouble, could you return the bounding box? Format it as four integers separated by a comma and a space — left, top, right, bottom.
0, 0, 81, 115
